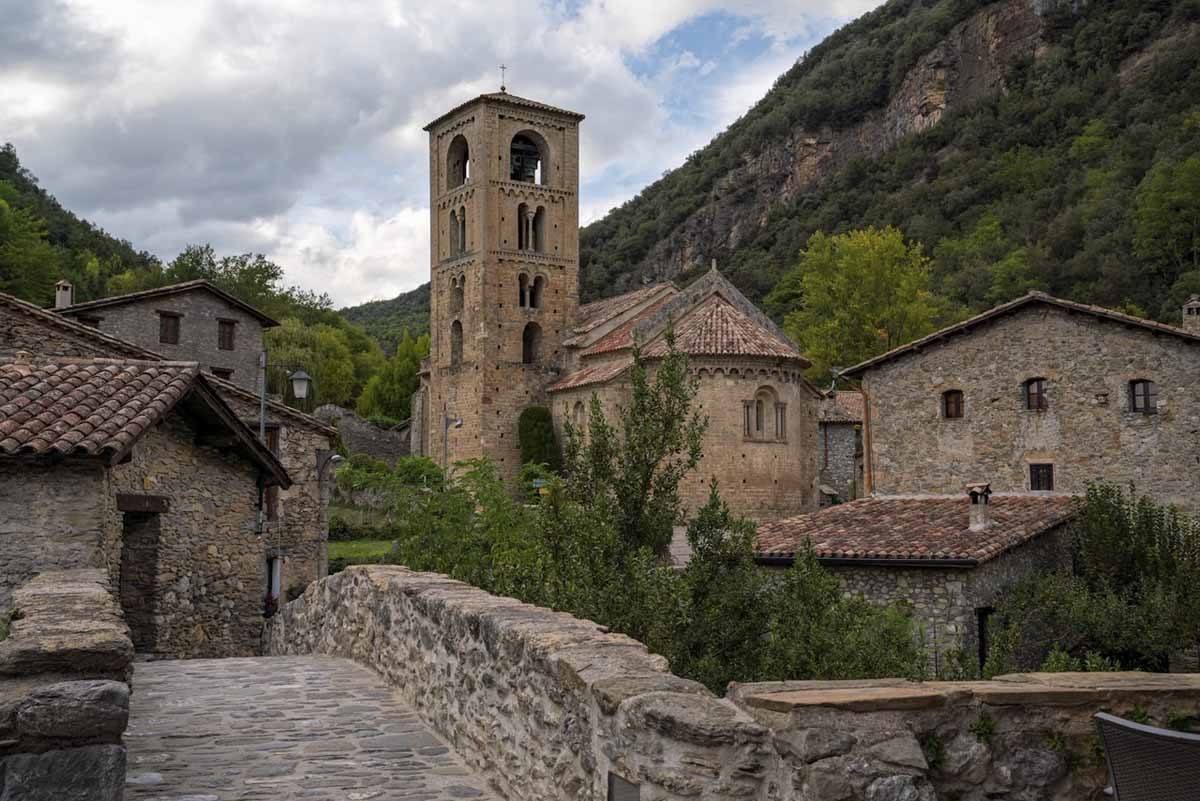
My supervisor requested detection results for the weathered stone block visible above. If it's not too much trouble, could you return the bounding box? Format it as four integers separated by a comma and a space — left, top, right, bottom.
0, 744, 126, 801
17, 679, 129, 739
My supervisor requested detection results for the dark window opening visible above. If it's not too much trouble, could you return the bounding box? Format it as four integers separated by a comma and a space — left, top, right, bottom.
510, 133, 545, 184
775, 403, 787, 440
218, 319, 236, 351
518, 273, 529, 308
446, 134, 469, 190
79, 316, 102, 328
533, 206, 546, 252
1024, 378, 1048, 411
212, 368, 234, 380
942, 389, 964, 419
120, 511, 161, 652
530, 276, 545, 309
450, 320, 463, 367
449, 210, 459, 256
1130, 379, 1158, 414
1030, 463, 1054, 491
522, 322, 541, 364
158, 312, 180, 345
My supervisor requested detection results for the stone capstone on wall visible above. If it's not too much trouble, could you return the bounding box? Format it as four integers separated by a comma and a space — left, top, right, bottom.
264, 565, 772, 801
0, 569, 133, 801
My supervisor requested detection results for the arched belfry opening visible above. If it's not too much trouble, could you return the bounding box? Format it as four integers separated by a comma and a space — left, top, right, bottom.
522, 322, 542, 364
458, 205, 467, 254
451, 275, 464, 314
517, 203, 530, 250
447, 135, 470, 190
448, 210, 459, 256
530, 276, 545, 309
510, 132, 548, 185
518, 273, 529, 307
533, 206, 546, 252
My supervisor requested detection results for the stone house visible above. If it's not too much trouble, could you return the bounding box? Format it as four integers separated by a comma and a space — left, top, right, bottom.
52, 278, 277, 392
843, 292, 1200, 515
818, 390, 863, 506
0, 354, 290, 658
755, 486, 1075, 668
410, 90, 821, 517
1, 289, 336, 603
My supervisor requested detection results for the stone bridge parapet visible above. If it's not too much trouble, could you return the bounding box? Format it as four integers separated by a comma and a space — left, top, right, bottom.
264, 565, 771, 801
0, 568, 133, 801
266, 565, 1200, 801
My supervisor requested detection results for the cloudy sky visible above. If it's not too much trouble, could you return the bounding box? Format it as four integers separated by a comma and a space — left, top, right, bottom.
3, 0, 882, 307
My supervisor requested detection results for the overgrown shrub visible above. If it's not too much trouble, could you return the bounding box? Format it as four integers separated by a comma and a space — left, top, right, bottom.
985, 484, 1200, 675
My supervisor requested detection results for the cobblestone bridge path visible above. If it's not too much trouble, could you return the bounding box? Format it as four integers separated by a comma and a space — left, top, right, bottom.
125, 656, 498, 801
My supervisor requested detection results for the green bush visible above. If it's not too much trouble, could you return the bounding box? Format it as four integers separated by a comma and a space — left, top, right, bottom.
517, 406, 561, 473
985, 484, 1200, 675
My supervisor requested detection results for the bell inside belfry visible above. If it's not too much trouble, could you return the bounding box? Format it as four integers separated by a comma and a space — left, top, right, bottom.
509, 135, 541, 183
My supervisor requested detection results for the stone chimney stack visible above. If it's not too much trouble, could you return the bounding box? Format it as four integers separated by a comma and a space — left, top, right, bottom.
1183, 295, 1200, 333
967, 482, 992, 532
54, 280, 73, 309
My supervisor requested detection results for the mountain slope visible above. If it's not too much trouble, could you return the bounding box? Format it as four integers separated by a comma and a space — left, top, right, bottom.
341, 0, 1200, 333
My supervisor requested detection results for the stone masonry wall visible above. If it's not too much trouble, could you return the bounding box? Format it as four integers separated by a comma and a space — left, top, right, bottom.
0, 462, 109, 609
826, 529, 1069, 668
314, 404, 410, 465
265, 565, 773, 801
729, 672, 1200, 801
819, 421, 861, 504
268, 564, 1200, 801
0, 570, 133, 801
552, 358, 819, 519
62, 289, 266, 391
222, 391, 333, 593
106, 417, 265, 658
863, 305, 1200, 514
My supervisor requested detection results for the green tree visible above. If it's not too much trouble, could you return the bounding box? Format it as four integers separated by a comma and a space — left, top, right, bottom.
517, 406, 562, 472
0, 189, 60, 304
768, 227, 942, 379
265, 318, 357, 407
356, 329, 427, 420
563, 328, 706, 556
1134, 157, 1200, 279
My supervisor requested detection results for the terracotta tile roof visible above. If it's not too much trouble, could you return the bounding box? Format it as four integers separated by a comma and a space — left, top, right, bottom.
843, 291, 1200, 377
55, 279, 279, 326
424, 91, 584, 131
0, 290, 335, 437
548, 360, 631, 393
755, 494, 1077, 566
821, 391, 864, 423
643, 294, 808, 363
0, 357, 198, 461
573, 284, 673, 335
583, 295, 675, 356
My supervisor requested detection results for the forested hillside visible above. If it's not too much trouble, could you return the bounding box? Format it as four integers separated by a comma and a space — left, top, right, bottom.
582, 0, 1200, 322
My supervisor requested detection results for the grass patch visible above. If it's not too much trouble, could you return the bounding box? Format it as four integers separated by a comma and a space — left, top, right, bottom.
329, 539, 394, 574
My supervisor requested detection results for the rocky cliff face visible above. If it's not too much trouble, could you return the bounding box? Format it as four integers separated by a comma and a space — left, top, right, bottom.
607, 0, 1048, 289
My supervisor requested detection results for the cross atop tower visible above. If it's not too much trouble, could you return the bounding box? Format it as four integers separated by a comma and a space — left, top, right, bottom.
499, 64, 507, 92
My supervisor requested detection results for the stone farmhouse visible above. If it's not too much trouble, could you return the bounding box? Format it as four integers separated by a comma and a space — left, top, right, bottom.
756, 486, 1074, 666
51, 277, 277, 392
0, 289, 336, 655
409, 91, 824, 518
843, 291, 1200, 514
0, 354, 289, 657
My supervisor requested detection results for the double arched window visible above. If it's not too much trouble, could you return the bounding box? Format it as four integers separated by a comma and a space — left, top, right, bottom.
743, 386, 786, 441
448, 206, 467, 257
516, 204, 546, 252
518, 274, 546, 309
450, 274, 464, 314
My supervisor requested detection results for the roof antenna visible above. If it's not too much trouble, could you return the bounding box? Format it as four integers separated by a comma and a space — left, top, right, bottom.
499, 64, 507, 93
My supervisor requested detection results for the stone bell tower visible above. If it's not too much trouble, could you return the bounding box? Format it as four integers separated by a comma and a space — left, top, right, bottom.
421, 90, 583, 480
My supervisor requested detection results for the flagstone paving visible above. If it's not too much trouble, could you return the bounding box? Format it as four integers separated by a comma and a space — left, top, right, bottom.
125, 656, 497, 801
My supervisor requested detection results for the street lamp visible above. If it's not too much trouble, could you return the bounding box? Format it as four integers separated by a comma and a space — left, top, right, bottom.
443, 414, 463, 469
289, 370, 313, 402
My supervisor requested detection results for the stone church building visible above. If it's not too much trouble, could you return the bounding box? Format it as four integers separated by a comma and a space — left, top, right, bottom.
409, 91, 821, 518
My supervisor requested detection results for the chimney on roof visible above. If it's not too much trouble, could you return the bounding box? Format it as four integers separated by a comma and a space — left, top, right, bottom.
967, 482, 992, 532
1183, 295, 1200, 333
54, 280, 73, 309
